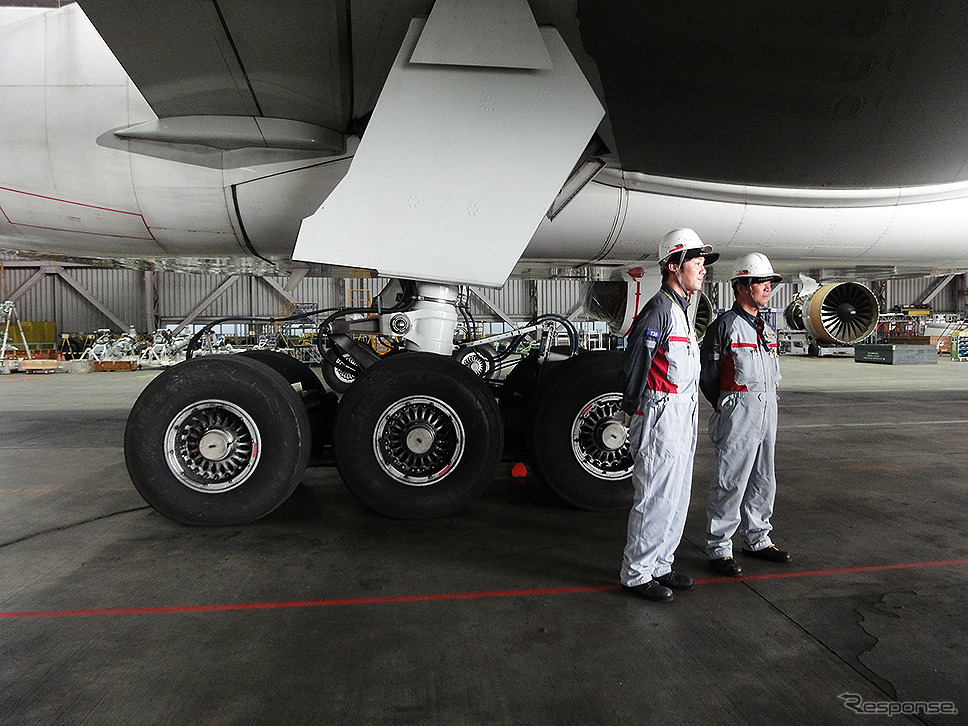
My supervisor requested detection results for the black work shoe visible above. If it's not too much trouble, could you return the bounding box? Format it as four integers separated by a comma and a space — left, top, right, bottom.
742, 545, 792, 563
655, 571, 694, 591
708, 556, 743, 577
622, 580, 674, 602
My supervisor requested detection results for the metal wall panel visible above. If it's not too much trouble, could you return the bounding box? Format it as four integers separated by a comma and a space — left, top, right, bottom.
467, 279, 589, 325
208, 276, 255, 319
933, 276, 963, 311
884, 274, 962, 311
935, 280, 960, 312
537, 278, 587, 318
287, 276, 342, 312
468, 278, 536, 322
65, 266, 144, 332
1, 263, 144, 335
161, 274, 266, 320
158, 272, 212, 321
3, 256, 966, 342
156, 274, 370, 325
766, 280, 797, 311
246, 277, 299, 318
8, 272, 56, 323
885, 276, 922, 310
341, 277, 390, 309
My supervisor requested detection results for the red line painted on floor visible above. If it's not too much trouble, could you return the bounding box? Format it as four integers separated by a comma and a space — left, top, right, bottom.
2, 557, 966, 620
694, 557, 968, 584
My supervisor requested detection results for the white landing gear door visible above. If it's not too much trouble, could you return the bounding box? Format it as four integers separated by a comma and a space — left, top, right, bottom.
294, 1, 604, 288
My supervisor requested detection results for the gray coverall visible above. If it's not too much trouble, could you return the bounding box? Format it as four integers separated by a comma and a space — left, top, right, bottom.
620, 285, 700, 586
699, 303, 781, 559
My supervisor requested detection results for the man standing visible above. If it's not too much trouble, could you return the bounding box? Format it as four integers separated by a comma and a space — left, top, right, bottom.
620, 228, 718, 602
700, 252, 792, 578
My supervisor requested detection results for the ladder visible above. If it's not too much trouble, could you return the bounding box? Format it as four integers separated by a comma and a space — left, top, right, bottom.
1, 300, 33, 361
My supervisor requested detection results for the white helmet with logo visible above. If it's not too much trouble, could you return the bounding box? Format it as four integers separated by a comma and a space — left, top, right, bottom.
659, 228, 719, 266
730, 252, 782, 283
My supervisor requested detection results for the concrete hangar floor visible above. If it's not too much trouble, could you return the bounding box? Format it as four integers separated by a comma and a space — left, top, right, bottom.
1, 356, 965, 726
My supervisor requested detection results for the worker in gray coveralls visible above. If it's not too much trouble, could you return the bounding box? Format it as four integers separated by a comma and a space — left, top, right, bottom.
699, 252, 792, 578
619, 228, 718, 603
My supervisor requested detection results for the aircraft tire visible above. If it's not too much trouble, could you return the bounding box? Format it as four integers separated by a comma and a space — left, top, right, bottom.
238, 349, 325, 394
334, 352, 503, 518
124, 355, 312, 525
239, 348, 337, 461
528, 350, 633, 510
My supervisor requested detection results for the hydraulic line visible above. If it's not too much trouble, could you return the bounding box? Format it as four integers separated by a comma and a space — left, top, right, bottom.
313, 279, 418, 374
184, 305, 341, 359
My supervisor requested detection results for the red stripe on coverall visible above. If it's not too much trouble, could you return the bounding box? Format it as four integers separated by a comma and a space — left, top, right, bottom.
646, 346, 678, 394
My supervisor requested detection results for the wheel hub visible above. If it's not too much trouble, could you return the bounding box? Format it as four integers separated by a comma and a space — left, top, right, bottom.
164, 399, 261, 493
405, 424, 436, 454
598, 421, 628, 451
571, 394, 633, 480
374, 396, 464, 486
198, 429, 234, 461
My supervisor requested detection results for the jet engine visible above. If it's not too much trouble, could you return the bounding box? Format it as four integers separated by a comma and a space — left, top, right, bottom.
784, 282, 878, 344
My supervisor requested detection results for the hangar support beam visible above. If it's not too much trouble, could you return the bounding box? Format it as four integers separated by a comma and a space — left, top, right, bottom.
3, 261, 130, 332
170, 276, 241, 335
168, 274, 306, 335
915, 273, 958, 307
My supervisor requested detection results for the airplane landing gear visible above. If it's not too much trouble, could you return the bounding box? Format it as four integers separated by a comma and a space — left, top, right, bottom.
124, 277, 629, 525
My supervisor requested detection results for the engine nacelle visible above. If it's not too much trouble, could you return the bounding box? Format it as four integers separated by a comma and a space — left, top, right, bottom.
784, 282, 878, 344
585, 269, 713, 340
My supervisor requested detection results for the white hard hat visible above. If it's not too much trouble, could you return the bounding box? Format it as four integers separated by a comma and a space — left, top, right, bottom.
659, 228, 719, 265
730, 252, 782, 283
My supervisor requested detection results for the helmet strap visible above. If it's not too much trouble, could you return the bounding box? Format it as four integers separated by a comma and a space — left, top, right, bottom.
673, 249, 686, 295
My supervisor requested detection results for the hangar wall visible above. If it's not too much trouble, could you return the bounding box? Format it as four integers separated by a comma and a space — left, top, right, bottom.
1, 256, 965, 343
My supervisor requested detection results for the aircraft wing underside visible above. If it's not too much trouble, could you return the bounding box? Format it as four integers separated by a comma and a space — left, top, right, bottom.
72, 1, 968, 187
77, 0, 353, 134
